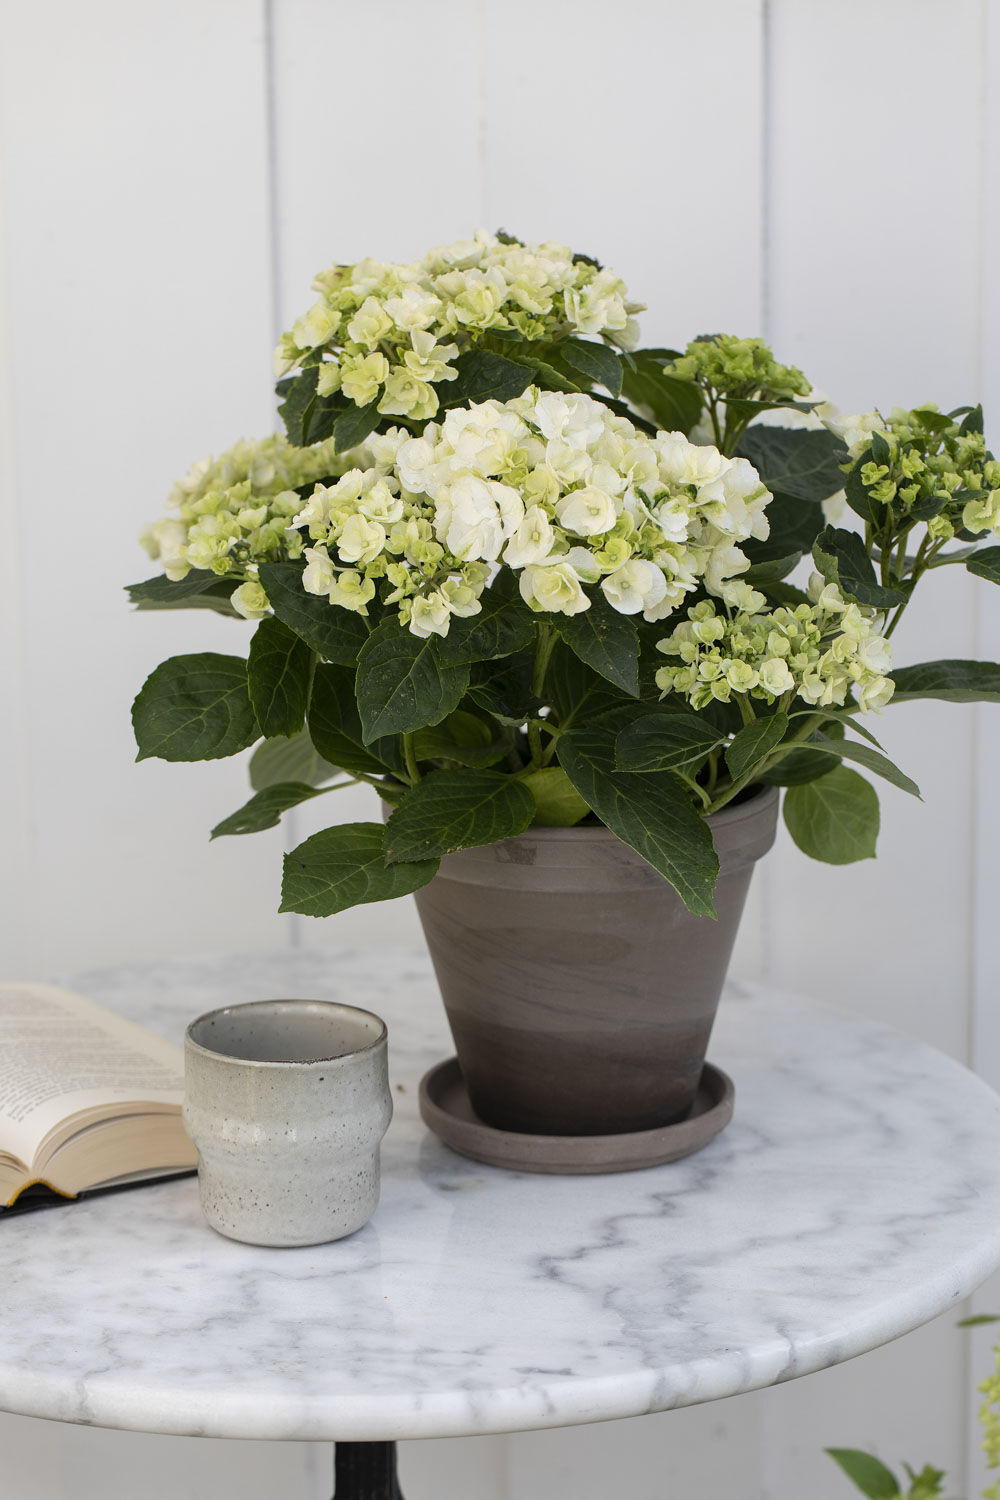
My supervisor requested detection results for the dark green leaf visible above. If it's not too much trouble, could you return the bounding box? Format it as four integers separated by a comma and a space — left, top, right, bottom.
247, 617, 313, 738
743, 489, 826, 564
967, 547, 1000, 585
281, 823, 439, 916
308, 663, 399, 775
356, 622, 469, 740
442, 350, 535, 407
805, 733, 920, 798
736, 426, 848, 502
412, 710, 508, 767
465, 652, 538, 725
725, 713, 789, 781
744, 551, 803, 586
259, 562, 370, 666
824, 1449, 900, 1500
384, 770, 535, 863
249, 730, 340, 791
334, 399, 380, 452
555, 593, 640, 696
437, 573, 535, 665
558, 337, 623, 397
210, 781, 329, 838
126, 571, 239, 616
812, 526, 907, 607
620, 351, 704, 434
783, 766, 879, 863
960, 403, 984, 436
889, 659, 1000, 703
545, 641, 622, 723
132, 654, 259, 762
616, 711, 724, 772
278, 365, 320, 446
558, 728, 719, 917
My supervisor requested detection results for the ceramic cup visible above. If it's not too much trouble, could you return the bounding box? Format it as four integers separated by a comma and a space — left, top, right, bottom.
183, 999, 392, 1247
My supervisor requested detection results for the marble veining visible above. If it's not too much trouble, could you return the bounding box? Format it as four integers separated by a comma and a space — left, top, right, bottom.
1, 945, 999, 1441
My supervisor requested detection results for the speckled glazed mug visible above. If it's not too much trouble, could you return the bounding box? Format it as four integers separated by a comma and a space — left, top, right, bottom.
183, 999, 392, 1247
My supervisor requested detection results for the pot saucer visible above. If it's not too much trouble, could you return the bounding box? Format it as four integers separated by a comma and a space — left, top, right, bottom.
418, 1058, 734, 1175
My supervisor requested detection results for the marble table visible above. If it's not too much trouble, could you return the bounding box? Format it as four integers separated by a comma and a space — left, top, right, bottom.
3, 946, 1000, 1497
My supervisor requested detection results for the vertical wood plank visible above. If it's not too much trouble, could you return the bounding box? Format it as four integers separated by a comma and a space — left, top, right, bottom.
966, 3, 1000, 1494
762, 2, 986, 1496
0, 0, 295, 976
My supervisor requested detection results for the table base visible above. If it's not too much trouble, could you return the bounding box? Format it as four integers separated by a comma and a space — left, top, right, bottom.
333, 1441, 405, 1499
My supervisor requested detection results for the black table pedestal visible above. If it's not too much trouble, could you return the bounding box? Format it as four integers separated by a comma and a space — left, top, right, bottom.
333, 1441, 405, 1499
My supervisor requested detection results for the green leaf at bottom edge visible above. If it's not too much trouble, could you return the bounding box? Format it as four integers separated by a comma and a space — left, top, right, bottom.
280, 823, 439, 917
211, 781, 329, 838
824, 1449, 901, 1500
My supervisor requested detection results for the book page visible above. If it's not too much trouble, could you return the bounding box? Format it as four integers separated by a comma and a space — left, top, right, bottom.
0, 983, 187, 1170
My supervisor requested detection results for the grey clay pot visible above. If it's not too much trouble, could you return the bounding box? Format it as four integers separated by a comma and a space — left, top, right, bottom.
413, 785, 780, 1136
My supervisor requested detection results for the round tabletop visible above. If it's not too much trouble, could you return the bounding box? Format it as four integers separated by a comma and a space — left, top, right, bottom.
3, 945, 1000, 1443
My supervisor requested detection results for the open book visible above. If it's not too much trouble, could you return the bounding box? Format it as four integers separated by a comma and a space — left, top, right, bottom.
1, 982, 197, 1211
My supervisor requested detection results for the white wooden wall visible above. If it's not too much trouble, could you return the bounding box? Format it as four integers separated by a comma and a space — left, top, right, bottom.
1, 2, 998, 1497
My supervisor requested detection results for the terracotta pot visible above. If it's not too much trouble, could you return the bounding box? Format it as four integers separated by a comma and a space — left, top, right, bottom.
412, 786, 780, 1136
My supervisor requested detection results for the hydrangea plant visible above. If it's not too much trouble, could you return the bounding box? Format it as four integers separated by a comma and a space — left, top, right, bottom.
130, 231, 1000, 920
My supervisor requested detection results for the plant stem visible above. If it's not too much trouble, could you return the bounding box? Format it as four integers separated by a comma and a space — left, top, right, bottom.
706, 711, 825, 815
402, 733, 421, 786
531, 622, 557, 701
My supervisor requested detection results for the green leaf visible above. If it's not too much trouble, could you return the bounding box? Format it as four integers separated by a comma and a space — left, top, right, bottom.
281, 823, 439, 916
442, 349, 535, 407
889, 659, 1000, 703
384, 770, 535, 863
805, 733, 920, 798
825, 1449, 900, 1500
210, 781, 329, 838
744, 551, 803, 587
518, 766, 590, 826
967, 546, 1000, 585
412, 710, 508, 767
616, 711, 724, 773
437, 573, 535, 665
558, 337, 623, 396
258, 562, 369, 667
555, 593, 640, 696
960, 403, 984, 436
132, 654, 259, 762
465, 652, 538, 725
783, 766, 879, 864
736, 426, 848, 502
356, 622, 469, 740
125, 571, 240, 615
725, 713, 789, 781
620, 351, 704, 434
334, 399, 380, 451
308, 663, 398, 775
249, 730, 340, 791
812, 526, 907, 608
278, 365, 320, 446
247, 617, 313, 739
558, 728, 719, 916
743, 489, 826, 564
956, 1313, 1000, 1326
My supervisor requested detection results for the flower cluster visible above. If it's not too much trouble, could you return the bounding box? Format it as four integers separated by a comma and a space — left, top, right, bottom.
830, 404, 1000, 543
654, 576, 894, 713
140, 433, 363, 618
669, 334, 812, 403
290, 388, 773, 637
274, 231, 643, 423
